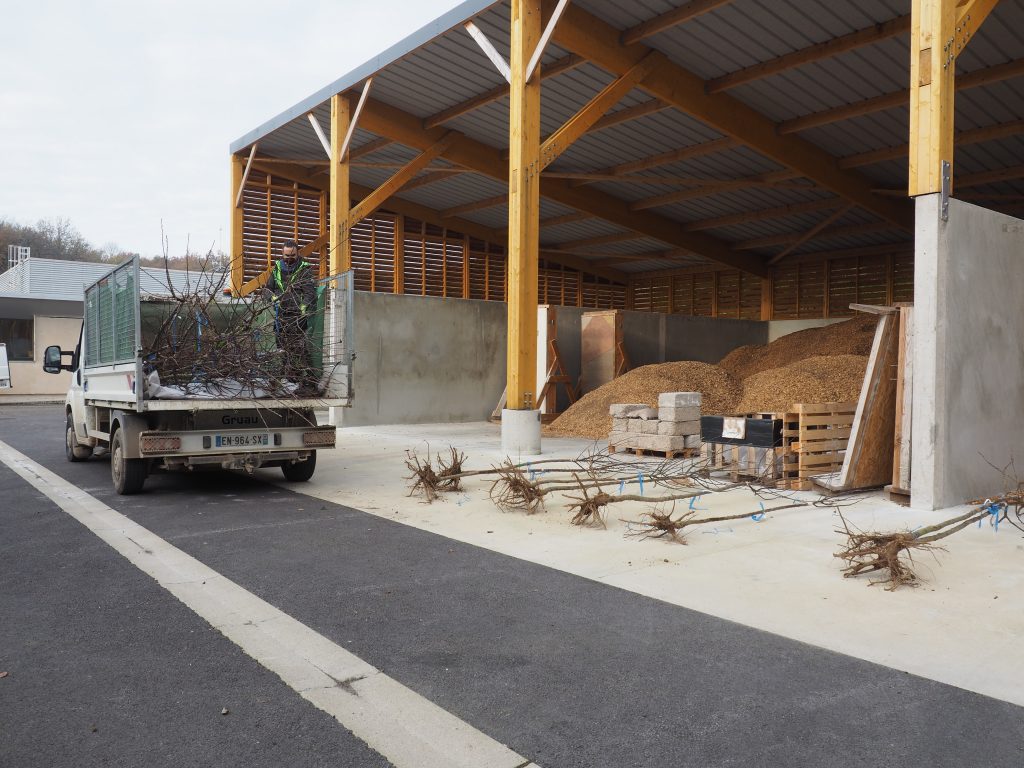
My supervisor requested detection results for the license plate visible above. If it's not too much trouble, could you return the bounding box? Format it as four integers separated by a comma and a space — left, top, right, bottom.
215, 433, 269, 448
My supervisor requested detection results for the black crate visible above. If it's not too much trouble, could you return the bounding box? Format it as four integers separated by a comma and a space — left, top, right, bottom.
700, 416, 783, 448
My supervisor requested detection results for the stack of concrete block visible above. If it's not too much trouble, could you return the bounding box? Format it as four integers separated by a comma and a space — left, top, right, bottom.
607, 392, 703, 455
645, 391, 702, 454
607, 403, 658, 451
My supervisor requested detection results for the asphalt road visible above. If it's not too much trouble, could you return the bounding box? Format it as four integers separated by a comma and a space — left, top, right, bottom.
0, 458, 390, 768
2, 404, 1023, 768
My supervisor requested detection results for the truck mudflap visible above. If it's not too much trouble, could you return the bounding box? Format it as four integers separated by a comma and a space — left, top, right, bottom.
138, 424, 336, 458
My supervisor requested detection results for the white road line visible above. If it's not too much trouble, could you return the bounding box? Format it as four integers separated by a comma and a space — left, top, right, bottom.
0, 440, 538, 768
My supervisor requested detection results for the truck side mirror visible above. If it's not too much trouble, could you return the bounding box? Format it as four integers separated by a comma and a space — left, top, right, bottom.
43, 345, 65, 374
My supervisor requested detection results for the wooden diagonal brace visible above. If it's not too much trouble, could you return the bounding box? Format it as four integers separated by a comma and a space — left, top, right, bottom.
525, 0, 572, 80
339, 78, 374, 161
464, 21, 512, 83
956, 0, 1000, 39
767, 205, 854, 265
348, 133, 457, 225
234, 143, 258, 209
540, 52, 660, 170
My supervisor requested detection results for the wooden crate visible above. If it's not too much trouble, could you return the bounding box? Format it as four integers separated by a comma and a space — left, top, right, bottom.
777, 402, 856, 490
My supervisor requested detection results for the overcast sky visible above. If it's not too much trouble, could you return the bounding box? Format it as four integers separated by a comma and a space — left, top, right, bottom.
1, 0, 457, 257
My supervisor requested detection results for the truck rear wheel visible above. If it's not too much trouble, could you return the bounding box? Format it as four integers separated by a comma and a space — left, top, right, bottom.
111, 429, 147, 495
66, 414, 91, 462
281, 451, 316, 482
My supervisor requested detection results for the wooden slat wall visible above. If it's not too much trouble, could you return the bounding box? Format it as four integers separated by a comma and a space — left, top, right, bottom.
631, 253, 914, 320
240, 174, 322, 284
241, 172, 909, 320
891, 253, 914, 303
631, 271, 762, 318
351, 214, 397, 294
240, 175, 625, 309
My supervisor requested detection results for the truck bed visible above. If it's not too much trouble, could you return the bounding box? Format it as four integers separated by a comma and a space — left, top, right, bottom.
79, 258, 355, 413
84, 395, 350, 411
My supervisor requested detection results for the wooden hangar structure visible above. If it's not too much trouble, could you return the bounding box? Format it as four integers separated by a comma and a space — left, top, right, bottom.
228, 0, 1021, 425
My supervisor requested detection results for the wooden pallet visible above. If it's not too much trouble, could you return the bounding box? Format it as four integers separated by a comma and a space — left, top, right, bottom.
777, 403, 856, 490
608, 443, 699, 460
703, 442, 786, 483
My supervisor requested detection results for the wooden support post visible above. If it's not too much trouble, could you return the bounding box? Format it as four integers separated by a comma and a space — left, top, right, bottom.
909, 0, 999, 195
318, 190, 328, 279
330, 93, 351, 278
909, 0, 956, 196
506, 0, 542, 411
229, 153, 246, 294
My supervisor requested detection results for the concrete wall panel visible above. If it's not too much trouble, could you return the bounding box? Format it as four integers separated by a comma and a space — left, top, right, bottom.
624, 312, 767, 367
338, 296, 768, 427
339, 291, 507, 427
912, 196, 1024, 509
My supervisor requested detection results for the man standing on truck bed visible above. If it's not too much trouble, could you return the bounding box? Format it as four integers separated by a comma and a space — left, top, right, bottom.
263, 239, 318, 393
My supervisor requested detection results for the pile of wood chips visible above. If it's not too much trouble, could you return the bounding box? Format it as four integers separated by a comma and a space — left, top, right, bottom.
546, 361, 742, 440
547, 317, 876, 440
718, 314, 877, 379
734, 354, 868, 413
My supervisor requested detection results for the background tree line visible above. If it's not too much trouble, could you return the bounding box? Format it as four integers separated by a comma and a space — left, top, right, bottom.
0, 217, 228, 273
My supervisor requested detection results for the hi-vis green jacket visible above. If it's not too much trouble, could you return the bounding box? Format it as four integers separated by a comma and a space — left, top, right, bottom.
267, 258, 317, 317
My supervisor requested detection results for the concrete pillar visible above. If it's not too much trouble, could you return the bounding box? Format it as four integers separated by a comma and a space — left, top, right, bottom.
501, 408, 541, 456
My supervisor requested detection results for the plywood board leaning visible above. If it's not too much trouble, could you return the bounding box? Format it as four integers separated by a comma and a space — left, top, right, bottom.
580, 310, 626, 394
837, 311, 900, 489
490, 387, 507, 423
891, 305, 914, 495
536, 306, 578, 418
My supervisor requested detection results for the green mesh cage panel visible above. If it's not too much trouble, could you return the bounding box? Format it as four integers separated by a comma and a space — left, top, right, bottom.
84, 261, 137, 368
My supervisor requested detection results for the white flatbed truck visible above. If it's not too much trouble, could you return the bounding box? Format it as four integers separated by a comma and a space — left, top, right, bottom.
42, 257, 354, 494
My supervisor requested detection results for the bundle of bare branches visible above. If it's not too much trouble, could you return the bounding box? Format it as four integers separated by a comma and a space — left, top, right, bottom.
620, 494, 810, 543
404, 446, 468, 503
487, 457, 713, 515
141, 253, 326, 399
834, 500, 1009, 590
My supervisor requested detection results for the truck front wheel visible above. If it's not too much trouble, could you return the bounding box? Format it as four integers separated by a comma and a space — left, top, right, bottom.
66, 414, 91, 462
281, 451, 316, 482
111, 429, 147, 495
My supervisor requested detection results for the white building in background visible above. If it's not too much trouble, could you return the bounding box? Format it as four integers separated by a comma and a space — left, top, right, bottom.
0, 256, 224, 400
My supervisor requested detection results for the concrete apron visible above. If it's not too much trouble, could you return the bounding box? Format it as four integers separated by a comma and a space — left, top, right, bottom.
273, 421, 1024, 708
